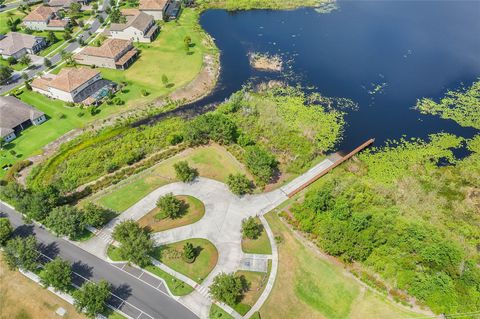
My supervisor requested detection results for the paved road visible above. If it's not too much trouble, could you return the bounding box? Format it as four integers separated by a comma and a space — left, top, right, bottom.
0, 0, 108, 94
0, 202, 199, 319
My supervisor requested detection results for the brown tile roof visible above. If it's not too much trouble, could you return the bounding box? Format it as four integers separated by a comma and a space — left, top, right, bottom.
110, 9, 154, 32
79, 38, 132, 59
47, 19, 68, 27
48, 0, 76, 7
0, 96, 44, 137
115, 48, 138, 66
24, 5, 56, 21
139, 0, 168, 11
0, 32, 45, 56
32, 67, 101, 93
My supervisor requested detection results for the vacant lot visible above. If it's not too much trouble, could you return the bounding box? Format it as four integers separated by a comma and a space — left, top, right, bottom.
95, 144, 249, 212
138, 195, 205, 232
0, 256, 85, 319
152, 238, 218, 284
259, 212, 425, 319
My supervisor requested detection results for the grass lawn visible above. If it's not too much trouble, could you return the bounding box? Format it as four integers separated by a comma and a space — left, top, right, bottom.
0, 90, 121, 176
241, 217, 272, 255
0, 255, 87, 319
259, 212, 426, 319
209, 304, 234, 319
106, 245, 194, 296
0, 9, 25, 34
151, 238, 218, 284
138, 195, 205, 232
95, 144, 248, 212
233, 269, 270, 315
97, 8, 215, 108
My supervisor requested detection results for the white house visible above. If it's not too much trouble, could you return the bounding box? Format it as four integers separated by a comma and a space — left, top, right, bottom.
31, 67, 103, 103
0, 96, 46, 143
74, 38, 138, 69
109, 9, 159, 43
23, 5, 68, 31
0, 32, 47, 59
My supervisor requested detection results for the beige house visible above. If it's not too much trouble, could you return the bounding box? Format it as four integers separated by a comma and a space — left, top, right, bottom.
74, 38, 138, 69
23, 5, 68, 31
47, 0, 88, 9
109, 9, 159, 43
0, 32, 47, 59
0, 96, 46, 143
139, 0, 170, 20
31, 67, 103, 103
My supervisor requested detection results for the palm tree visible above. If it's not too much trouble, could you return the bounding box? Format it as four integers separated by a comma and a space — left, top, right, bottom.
19, 54, 32, 66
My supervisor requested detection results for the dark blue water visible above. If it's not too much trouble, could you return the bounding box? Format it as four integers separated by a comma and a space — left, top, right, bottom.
195, 1, 480, 151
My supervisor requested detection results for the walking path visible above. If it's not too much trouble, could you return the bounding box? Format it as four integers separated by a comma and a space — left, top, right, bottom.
78, 157, 338, 318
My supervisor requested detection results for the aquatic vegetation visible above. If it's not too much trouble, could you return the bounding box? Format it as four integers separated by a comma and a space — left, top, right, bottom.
416, 80, 480, 129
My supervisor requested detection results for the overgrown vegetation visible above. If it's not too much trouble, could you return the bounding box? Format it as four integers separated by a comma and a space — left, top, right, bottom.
288, 134, 480, 314
416, 80, 480, 129
197, 0, 326, 11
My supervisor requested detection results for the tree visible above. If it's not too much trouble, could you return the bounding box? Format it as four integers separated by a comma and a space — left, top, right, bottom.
25, 80, 32, 90
21, 72, 29, 80
60, 50, 75, 66
226, 173, 252, 195
45, 205, 85, 239
242, 217, 262, 239
6, 56, 17, 65
63, 30, 72, 41
0, 66, 13, 84
209, 273, 244, 306
0, 218, 13, 246
82, 203, 110, 228
73, 280, 110, 318
19, 54, 31, 66
244, 145, 277, 185
110, 8, 123, 23
3, 235, 39, 271
173, 161, 198, 182
156, 193, 185, 219
40, 257, 72, 292
184, 113, 237, 146
47, 31, 58, 44
44, 57, 52, 68
182, 242, 196, 263
112, 220, 153, 267
161, 74, 168, 87
69, 2, 81, 15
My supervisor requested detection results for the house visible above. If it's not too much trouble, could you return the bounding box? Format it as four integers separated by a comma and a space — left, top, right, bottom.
0, 32, 47, 59
109, 9, 159, 43
164, 0, 181, 20
47, 0, 88, 9
23, 5, 69, 31
0, 96, 46, 143
74, 38, 138, 69
31, 67, 115, 104
139, 0, 169, 20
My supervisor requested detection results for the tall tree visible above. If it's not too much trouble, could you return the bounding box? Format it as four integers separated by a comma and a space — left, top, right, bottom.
73, 280, 110, 318
0, 218, 13, 246
3, 235, 39, 271
45, 205, 85, 239
112, 221, 153, 267
156, 193, 185, 219
0, 66, 13, 84
209, 273, 245, 306
173, 161, 198, 182
40, 257, 72, 292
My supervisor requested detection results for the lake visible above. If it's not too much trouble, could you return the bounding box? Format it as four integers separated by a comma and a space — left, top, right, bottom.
196, 0, 480, 151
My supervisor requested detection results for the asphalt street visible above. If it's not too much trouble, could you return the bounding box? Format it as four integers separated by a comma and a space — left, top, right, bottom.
0, 201, 199, 319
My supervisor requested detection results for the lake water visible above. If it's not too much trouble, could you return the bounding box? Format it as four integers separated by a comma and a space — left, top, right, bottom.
196, 1, 480, 152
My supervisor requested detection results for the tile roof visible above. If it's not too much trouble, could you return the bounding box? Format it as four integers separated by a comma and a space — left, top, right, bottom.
32, 67, 100, 93
0, 32, 45, 56
23, 5, 56, 21
110, 9, 154, 32
0, 96, 44, 138
139, 0, 168, 11
47, 19, 68, 27
79, 38, 132, 59
48, 0, 76, 7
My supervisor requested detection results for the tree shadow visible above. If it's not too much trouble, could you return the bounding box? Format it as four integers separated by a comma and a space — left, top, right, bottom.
37, 242, 60, 258
71, 260, 94, 280
111, 283, 132, 300
193, 245, 203, 259
12, 224, 35, 237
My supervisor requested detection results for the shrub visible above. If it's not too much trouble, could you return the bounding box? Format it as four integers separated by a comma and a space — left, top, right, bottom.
182, 242, 196, 263
244, 146, 277, 185
226, 173, 253, 195
156, 193, 186, 219
242, 217, 262, 239
174, 161, 198, 182
209, 273, 245, 306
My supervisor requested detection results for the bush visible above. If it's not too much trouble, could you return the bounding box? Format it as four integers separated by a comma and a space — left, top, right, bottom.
184, 113, 237, 146
174, 161, 198, 183
0, 218, 13, 246
226, 173, 253, 195
156, 193, 185, 219
83, 202, 111, 227
244, 146, 277, 185
242, 217, 262, 239
182, 242, 196, 263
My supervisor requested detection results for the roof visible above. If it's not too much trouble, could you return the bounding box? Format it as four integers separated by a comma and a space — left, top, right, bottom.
48, 0, 75, 7
23, 5, 56, 22
0, 32, 45, 56
110, 9, 154, 32
139, 0, 168, 11
32, 67, 101, 93
78, 38, 132, 59
0, 96, 44, 137
47, 19, 68, 27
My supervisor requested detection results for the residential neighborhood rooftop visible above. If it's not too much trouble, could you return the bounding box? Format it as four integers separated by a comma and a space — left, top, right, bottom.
139, 0, 168, 11
80, 38, 133, 58
23, 5, 57, 21
0, 32, 45, 56
110, 9, 154, 32
0, 96, 45, 138
32, 67, 101, 93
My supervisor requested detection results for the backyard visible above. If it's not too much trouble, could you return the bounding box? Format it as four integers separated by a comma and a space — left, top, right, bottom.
94, 144, 249, 212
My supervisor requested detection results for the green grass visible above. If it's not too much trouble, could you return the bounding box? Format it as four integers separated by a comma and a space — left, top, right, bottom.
0, 90, 121, 177
138, 195, 205, 232
241, 217, 272, 255
106, 245, 194, 296
0, 9, 25, 34
103, 308, 128, 319
197, 0, 325, 10
209, 304, 234, 319
259, 212, 426, 319
94, 144, 248, 212
151, 238, 218, 284
145, 265, 195, 296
